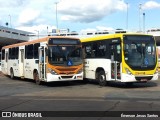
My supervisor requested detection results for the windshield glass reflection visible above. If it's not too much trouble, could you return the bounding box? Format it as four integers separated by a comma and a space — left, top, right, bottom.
48, 46, 82, 66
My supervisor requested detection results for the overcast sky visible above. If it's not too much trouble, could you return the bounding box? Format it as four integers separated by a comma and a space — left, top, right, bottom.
0, 0, 160, 34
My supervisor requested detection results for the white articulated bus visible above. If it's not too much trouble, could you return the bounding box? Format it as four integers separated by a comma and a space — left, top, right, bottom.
81, 33, 158, 86
1, 36, 83, 84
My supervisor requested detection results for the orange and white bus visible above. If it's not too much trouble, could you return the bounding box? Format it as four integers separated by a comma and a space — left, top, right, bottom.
1, 36, 83, 84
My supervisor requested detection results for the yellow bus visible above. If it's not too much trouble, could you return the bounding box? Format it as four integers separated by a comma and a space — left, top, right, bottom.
1, 36, 83, 84
81, 33, 158, 86
156, 46, 160, 73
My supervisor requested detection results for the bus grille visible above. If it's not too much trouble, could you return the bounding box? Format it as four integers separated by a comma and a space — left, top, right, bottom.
59, 72, 75, 75
55, 67, 78, 75
61, 76, 73, 79
56, 68, 77, 71
135, 76, 153, 81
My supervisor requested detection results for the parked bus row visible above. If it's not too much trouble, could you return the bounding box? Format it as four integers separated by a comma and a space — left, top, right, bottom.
1, 33, 159, 86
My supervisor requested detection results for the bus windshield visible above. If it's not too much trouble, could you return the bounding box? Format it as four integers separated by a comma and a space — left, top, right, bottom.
48, 46, 82, 66
123, 35, 157, 70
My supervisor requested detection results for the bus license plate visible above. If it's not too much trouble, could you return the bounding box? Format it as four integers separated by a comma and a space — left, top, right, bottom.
140, 79, 147, 82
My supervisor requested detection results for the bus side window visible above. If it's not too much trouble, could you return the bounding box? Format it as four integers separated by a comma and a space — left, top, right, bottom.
9, 48, 11, 59
94, 41, 106, 58
2, 49, 5, 60
12, 48, 16, 59
5, 52, 8, 62
34, 43, 40, 59
25, 45, 27, 59
110, 45, 114, 61
110, 44, 121, 62
84, 44, 92, 58
116, 45, 122, 62
27, 44, 34, 59
82, 46, 86, 59
41, 48, 44, 63
15, 47, 19, 59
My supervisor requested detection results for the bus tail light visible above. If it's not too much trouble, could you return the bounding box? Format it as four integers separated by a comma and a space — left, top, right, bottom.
48, 68, 58, 75
125, 68, 132, 75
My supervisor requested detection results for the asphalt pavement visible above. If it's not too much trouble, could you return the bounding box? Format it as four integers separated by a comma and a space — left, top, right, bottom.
0, 72, 160, 120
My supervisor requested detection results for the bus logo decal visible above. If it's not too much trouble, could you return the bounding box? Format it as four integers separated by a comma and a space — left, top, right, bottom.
67, 59, 73, 66
144, 58, 149, 65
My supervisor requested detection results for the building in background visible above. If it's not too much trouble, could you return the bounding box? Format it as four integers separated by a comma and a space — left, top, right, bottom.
0, 26, 32, 50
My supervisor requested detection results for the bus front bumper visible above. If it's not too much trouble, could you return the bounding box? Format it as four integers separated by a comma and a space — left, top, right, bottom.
46, 72, 83, 82
121, 73, 158, 83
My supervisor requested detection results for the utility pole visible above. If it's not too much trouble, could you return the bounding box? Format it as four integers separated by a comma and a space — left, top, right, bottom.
139, 4, 142, 32
9, 15, 12, 28
55, 2, 59, 31
143, 13, 145, 33
126, 3, 128, 30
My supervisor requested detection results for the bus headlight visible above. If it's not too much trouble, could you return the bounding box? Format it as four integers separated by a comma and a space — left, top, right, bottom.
125, 68, 132, 75
48, 68, 58, 75
154, 68, 159, 74
77, 68, 83, 74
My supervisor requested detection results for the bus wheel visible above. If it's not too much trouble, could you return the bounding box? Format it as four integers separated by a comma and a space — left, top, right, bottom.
10, 68, 14, 79
33, 71, 41, 85
98, 71, 106, 86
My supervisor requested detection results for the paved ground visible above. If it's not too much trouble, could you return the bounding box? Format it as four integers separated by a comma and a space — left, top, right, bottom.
0, 72, 160, 120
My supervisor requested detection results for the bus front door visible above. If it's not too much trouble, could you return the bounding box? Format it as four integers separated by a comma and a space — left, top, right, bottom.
39, 47, 46, 80
4, 51, 8, 74
19, 49, 24, 77
110, 44, 121, 80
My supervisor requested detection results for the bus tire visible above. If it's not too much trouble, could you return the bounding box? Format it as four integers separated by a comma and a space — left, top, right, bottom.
33, 71, 41, 85
98, 71, 107, 86
10, 68, 14, 79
